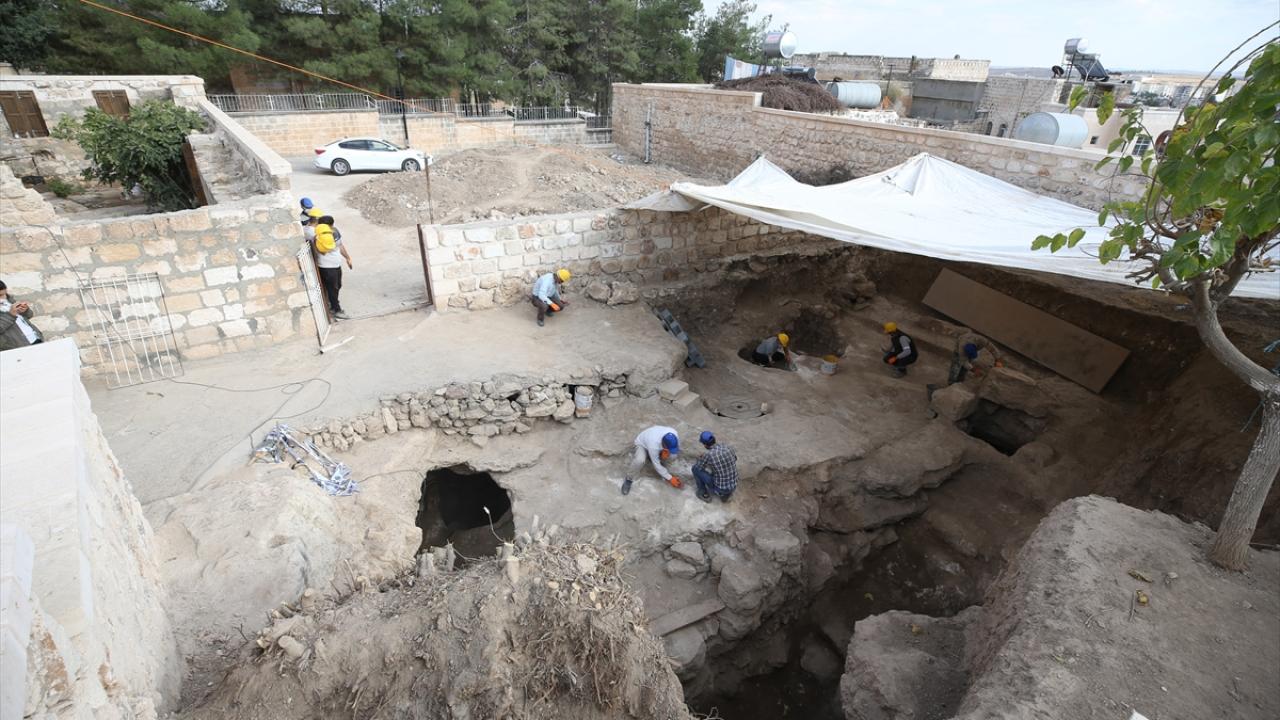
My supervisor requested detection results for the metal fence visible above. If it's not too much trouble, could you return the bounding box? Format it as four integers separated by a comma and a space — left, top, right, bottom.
210, 93, 605, 124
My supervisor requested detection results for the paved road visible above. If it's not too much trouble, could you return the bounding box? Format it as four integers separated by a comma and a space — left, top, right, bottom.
288, 157, 426, 320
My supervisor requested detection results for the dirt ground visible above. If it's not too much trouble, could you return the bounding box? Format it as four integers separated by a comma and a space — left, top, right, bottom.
343, 146, 700, 226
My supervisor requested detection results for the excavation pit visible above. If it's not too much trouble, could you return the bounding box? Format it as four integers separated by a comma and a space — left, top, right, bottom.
962, 401, 1045, 456
417, 466, 515, 563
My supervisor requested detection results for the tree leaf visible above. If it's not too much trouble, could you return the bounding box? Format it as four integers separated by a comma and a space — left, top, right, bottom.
1031, 234, 1054, 251
1095, 156, 1113, 170
1118, 156, 1134, 174
1096, 91, 1116, 125
1107, 137, 1126, 154
1097, 207, 1110, 226
1067, 228, 1087, 247
1068, 84, 1088, 110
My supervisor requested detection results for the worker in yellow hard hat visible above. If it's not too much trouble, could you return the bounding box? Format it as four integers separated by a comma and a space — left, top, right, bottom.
881, 321, 917, 377
531, 268, 571, 327
751, 332, 792, 369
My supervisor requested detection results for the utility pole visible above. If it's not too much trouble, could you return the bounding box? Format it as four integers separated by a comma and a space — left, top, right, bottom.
395, 48, 408, 144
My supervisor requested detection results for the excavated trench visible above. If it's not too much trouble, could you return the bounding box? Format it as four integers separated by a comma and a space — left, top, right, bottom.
416, 465, 515, 563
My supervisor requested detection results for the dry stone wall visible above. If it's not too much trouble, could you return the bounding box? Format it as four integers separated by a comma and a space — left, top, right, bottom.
612, 83, 1143, 210
0, 169, 314, 370
228, 110, 381, 157
421, 205, 840, 311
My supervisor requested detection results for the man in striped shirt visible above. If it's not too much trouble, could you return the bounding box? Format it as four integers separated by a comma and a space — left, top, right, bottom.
692, 431, 738, 503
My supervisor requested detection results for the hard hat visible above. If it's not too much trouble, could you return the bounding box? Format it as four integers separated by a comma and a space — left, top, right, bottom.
699, 431, 716, 446
306, 208, 323, 218
556, 268, 571, 282
661, 432, 679, 454
883, 322, 897, 333
777, 333, 790, 347
963, 342, 979, 360
300, 197, 314, 209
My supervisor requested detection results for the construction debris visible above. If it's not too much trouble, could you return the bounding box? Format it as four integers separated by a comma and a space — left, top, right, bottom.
251, 423, 358, 496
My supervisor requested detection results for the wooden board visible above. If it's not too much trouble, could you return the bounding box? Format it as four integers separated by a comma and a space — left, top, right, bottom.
923, 269, 1129, 393
649, 599, 724, 637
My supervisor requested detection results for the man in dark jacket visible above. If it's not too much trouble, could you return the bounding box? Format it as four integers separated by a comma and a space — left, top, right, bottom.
0, 280, 44, 351
881, 321, 917, 377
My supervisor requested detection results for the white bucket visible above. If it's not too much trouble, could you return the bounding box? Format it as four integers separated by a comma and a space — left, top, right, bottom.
820, 360, 838, 376
574, 386, 594, 417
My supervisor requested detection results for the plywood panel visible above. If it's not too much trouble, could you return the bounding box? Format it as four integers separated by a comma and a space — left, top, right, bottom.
923, 269, 1129, 393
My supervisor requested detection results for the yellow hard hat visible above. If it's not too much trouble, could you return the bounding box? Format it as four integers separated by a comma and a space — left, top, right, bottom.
883, 322, 897, 333
777, 333, 790, 347
306, 208, 323, 218
556, 268, 571, 282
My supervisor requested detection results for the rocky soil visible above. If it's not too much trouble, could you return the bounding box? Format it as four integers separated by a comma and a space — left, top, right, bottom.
343, 146, 699, 226
181, 542, 694, 720
841, 496, 1280, 720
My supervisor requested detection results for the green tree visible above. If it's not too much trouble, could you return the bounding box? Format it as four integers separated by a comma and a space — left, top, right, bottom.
45, 0, 262, 91
635, 0, 699, 83
506, 0, 573, 104
1034, 32, 1280, 570
692, 0, 768, 82
561, 0, 638, 111
0, 0, 55, 69
53, 100, 207, 211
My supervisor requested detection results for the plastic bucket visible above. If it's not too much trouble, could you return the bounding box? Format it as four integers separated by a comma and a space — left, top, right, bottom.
574, 386, 595, 417
820, 355, 839, 376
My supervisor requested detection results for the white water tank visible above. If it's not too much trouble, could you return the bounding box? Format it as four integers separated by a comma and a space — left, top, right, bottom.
1014, 112, 1089, 147
1064, 37, 1090, 55
826, 82, 882, 109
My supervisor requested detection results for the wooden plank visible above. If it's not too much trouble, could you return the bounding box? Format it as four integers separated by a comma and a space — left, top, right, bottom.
649, 599, 725, 637
922, 269, 1129, 393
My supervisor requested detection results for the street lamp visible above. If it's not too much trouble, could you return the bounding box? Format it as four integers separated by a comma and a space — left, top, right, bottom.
395, 48, 408, 144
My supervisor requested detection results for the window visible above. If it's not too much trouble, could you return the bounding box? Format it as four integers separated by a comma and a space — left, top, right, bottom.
93, 90, 131, 117
985, 121, 994, 135
997, 123, 1008, 138
0, 91, 49, 138
1132, 135, 1152, 155
1089, 136, 1099, 145
338, 140, 370, 150
368, 141, 397, 151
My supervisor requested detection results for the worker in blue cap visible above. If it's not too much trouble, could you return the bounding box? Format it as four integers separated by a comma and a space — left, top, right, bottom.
692, 431, 738, 504
622, 425, 681, 495
949, 332, 1001, 385
298, 197, 315, 225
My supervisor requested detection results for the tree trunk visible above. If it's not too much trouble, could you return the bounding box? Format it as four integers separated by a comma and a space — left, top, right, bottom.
1191, 281, 1280, 570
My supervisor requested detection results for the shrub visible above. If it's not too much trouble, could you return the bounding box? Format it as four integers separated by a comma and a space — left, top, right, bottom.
45, 177, 81, 198
53, 100, 206, 211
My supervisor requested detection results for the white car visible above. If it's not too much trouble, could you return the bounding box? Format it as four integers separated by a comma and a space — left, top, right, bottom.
312, 137, 432, 176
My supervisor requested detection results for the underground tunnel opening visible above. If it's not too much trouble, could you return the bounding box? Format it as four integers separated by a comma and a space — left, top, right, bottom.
961, 401, 1045, 456
417, 465, 515, 564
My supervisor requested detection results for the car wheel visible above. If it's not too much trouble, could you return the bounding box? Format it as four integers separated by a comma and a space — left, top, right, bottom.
402, 159, 421, 172
331, 159, 351, 176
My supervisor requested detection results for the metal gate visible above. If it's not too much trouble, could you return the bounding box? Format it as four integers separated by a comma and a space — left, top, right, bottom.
297, 243, 331, 345
78, 272, 183, 388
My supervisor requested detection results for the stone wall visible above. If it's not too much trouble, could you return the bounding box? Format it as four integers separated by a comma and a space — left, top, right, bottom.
0, 75, 206, 130
790, 54, 990, 83
976, 77, 1067, 137
0, 340, 182, 717
0, 167, 314, 370
0, 164, 56, 226
229, 110, 382, 156
512, 119, 588, 146
420, 205, 840, 311
611, 83, 1144, 210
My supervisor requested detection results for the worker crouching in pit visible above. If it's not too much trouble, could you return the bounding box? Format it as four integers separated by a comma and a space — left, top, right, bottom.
622, 426, 681, 496
692, 431, 737, 504
752, 333, 792, 369
531, 268, 571, 327
881, 322, 918, 377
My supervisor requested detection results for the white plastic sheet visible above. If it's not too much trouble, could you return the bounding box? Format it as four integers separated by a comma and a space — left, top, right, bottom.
627, 153, 1278, 300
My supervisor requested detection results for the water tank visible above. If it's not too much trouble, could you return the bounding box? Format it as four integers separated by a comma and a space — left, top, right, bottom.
1064, 37, 1090, 55
826, 82, 882, 109
1013, 112, 1089, 148
762, 31, 798, 59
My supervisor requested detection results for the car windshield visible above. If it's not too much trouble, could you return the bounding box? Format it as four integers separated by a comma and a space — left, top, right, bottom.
382, 141, 405, 150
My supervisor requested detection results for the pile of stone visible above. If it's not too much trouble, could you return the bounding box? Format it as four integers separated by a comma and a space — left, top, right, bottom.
302, 371, 633, 450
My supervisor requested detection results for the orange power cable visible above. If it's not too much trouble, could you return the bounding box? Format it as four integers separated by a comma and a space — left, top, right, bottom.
74, 0, 405, 105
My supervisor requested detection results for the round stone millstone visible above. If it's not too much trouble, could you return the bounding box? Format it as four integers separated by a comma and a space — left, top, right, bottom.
715, 396, 765, 419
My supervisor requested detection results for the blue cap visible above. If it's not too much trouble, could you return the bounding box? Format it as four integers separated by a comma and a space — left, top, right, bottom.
300, 197, 314, 208
662, 432, 679, 454
699, 431, 716, 446
963, 343, 979, 360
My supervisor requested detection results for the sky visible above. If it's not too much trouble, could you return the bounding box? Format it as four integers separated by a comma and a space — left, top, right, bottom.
723, 0, 1279, 72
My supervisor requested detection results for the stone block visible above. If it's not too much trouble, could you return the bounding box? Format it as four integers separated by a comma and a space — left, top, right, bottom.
164, 275, 205, 293
62, 223, 102, 246
240, 263, 276, 280
219, 319, 252, 337
143, 238, 177, 256
665, 558, 699, 579
668, 542, 706, 568
93, 243, 141, 263
187, 308, 223, 327
979, 367, 1052, 418
165, 209, 212, 232
672, 391, 701, 412
718, 562, 765, 613
931, 383, 979, 422
199, 289, 225, 307
657, 379, 689, 401
203, 266, 240, 286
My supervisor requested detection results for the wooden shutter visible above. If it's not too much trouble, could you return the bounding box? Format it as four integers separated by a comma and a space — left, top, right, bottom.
0, 91, 50, 138
93, 90, 131, 117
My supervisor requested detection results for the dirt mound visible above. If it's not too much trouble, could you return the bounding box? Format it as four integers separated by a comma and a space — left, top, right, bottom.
343, 146, 695, 226
715, 75, 843, 113
841, 496, 1280, 720
181, 542, 694, 720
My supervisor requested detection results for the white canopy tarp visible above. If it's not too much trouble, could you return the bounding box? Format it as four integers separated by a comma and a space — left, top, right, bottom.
626, 153, 1279, 300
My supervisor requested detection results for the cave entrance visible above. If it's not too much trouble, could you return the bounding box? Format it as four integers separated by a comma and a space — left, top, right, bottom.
962, 401, 1044, 456
417, 465, 515, 563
